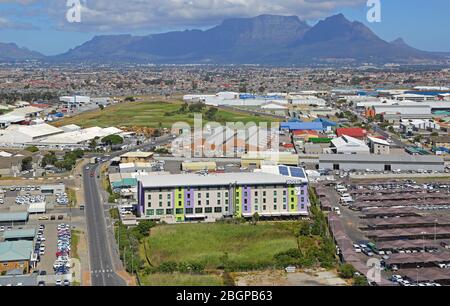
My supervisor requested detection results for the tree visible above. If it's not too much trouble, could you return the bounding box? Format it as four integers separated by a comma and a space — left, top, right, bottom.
25, 146, 39, 153
41, 151, 57, 167
205, 107, 218, 120
251, 212, 260, 226
353, 275, 369, 286
102, 135, 124, 146
297, 221, 311, 236
21, 157, 33, 171
136, 220, 156, 237
89, 138, 98, 151
124, 96, 135, 102
338, 264, 357, 279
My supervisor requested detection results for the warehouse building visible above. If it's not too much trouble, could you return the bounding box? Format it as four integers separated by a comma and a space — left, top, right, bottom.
0, 123, 63, 144
330, 135, 370, 154
137, 171, 310, 224
319, 154, 445, 172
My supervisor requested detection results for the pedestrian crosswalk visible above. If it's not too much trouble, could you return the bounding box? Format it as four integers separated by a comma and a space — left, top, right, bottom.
91, 269, 114, 274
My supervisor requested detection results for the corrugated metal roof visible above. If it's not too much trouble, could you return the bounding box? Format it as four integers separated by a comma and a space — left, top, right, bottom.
3, 228, 36, 240
319, 154, 444, 163
0, 212, 29, 222
0, 241, 33, 262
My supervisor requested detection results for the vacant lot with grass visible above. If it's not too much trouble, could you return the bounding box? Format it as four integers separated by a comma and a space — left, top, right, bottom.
142, 222, 297, 269
142, 273, 224, 286
53, 101, 279, 128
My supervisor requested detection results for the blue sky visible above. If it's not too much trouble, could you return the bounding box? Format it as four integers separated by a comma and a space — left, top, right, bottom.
0, 0, 448, 55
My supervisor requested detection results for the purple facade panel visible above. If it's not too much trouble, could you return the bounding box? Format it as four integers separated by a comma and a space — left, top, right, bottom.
184, 188, 195, 209
242, 186, 252, 214
297, 185, 309, 213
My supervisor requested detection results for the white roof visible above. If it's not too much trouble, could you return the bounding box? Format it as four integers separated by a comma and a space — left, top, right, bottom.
332, 135, 369, 149
1, 123, 63, 139
0, 151, 12, 157
138, 172, 306, 189
27, 202, 46, 214
60, 124, 81, 132
367, 136, 390, 146
41, 126, 123, 144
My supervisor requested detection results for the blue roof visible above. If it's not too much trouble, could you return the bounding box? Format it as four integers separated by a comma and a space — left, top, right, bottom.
280, 122, 324, 131
313, 118, 337, 127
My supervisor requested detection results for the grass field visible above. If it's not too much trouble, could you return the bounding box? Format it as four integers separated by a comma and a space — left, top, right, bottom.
142, 273, 224, 286
53, 101, 280, 128
141, 222, 297, 269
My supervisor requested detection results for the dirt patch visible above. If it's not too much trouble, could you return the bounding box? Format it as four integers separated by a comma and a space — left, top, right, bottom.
232, 269, 348, 286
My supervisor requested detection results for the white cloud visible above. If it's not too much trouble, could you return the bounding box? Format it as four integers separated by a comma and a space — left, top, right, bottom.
2, 0, 367, 32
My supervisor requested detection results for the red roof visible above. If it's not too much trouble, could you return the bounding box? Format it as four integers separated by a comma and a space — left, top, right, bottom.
336, 128, 367, 138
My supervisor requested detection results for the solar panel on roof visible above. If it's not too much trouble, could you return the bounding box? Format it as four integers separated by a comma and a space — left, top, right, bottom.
279, 166, 289, 176
289, 167, 305, 178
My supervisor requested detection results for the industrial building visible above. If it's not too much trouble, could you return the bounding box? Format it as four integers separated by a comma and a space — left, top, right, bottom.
367, 137, 390, 155
137, 171, 310, 223
330, 135, 370, 154
0, 241, 33, 274
120, 152, 154, 164
319, 154, 445, 172
0, 123, 63, 144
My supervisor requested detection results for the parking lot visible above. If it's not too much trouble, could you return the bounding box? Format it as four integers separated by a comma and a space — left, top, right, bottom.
320, 179, 450, 286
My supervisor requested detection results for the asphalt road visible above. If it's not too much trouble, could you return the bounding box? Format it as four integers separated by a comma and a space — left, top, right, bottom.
83, 134, 173, 286
84, 164, 126, 286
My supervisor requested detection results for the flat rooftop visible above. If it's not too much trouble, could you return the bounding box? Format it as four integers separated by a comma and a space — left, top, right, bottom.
138, 172, 306, 189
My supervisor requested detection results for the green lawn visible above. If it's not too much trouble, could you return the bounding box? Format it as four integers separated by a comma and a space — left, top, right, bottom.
142, 273, 224, 286
53, 101, 279, 128
142, 222, 297, 269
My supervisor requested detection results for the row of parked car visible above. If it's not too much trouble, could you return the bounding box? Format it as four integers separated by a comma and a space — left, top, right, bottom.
390, 275, 442, 286
54, 224, 71, 276
34, 224, 46, 259
55, 192, 69, 205
15, 194, 46, 205
9, 185, 41, 192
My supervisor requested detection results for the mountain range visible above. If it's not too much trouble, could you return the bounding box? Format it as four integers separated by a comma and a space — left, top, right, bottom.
1, 14, 448, 65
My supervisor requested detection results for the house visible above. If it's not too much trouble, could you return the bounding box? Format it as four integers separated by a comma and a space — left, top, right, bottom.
336, 128, 368, 139
0, 241, 33, 274
368, 137, 390, 155
280, 121, 325, 132
331, 135, 370, 154
119, 152, 154, 164
432, 136, 450, 150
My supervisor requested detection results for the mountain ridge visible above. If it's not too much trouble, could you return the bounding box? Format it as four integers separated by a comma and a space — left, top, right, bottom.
1, 14, 448, 64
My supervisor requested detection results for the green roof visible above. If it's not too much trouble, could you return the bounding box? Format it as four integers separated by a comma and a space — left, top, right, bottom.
0, 212, 29, 223
0, 241, 33, 262
3, 228, 36, 240
112, 178, 137, 189
310, 138, 332, 144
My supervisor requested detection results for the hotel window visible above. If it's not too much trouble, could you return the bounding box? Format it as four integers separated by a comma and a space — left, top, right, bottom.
205, 207, 213, 213
198, 193, 201, 198
291, 197, 294, 202
263, 191, 266, 196
263, 205, 267, 210
167, 201, 171, 207
263, 198, 266, 204
175, 208, 183, 214
225, 192, 229, 197
273, 191, 277, 196
274, 198, 277, 203
255, 198, 258, 204
206, 200, 210, 205
255, 205, 259, 211
291, 190, 294, 196
301, 204, 305, 210
206, 193, 210, 198
283, 190, 287, 196
255, 191, 258, 196
147, 195, 152, 200
225, 206, 229, 212
185, 208, 193, 214
167, 194, 171, 199
146, 209, 154, 216
274, 205, 277, 210
178, 194, 182, 199
218, 199, 221, 205
244, 206, 248, 211
178, 201, 182, 206
217, 192, 221, 198
195, 208, 203, 214
225, 199, 229, 205
283, 198, 287, 203
283, 205, 287, 210
166, 209, 173, 214
187, 194, 190, 199
301, 190, 304, 195
198, 200, 201, 206
291, 205, 294, 210
214, 207, 222, 213
301, 197, 305, 202
156, 209, 164, 215
159, 202, 163, 207
244, 199, 248, 204
244, 192, 248, 196
159, 194, 162, 200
